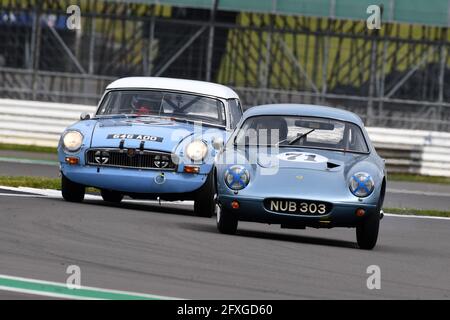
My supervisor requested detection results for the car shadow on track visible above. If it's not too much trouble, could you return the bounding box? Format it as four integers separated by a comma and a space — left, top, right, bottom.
82, 199, 196, 217
78, 199, 360, 250
71, 200, 361, 249
181, 222, 358, 249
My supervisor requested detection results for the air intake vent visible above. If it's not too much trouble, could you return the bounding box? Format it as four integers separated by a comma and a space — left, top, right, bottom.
327, 162, 340, 169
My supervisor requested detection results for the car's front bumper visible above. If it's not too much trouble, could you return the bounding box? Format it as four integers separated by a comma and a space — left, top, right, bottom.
218, 195, 378, 228
61, 163, 207, 195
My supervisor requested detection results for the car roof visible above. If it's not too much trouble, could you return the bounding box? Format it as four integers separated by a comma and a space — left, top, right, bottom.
243, 104, 364, 126
106, 77, 240, 100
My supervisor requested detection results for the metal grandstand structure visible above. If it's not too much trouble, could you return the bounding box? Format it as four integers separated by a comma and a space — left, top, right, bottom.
1, 0, 450, 130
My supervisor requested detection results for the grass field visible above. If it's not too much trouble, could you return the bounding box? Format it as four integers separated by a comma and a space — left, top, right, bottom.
0, 176, 448, 217
0, 176, 61, 189
0, 176, 449, 218
388, 173, 450, 185
385, 208, 450, 218
0, 143, 57, 154
0, 176, 99, 193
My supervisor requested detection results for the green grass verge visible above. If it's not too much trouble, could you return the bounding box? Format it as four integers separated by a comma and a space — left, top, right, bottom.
0, 143, 57, 154
0, 176, 98, 193
388, 173, 450, 185
0, 176, 448, 217
385, 208, 450, 218
0, 176, 61, 189
1, 174, 449, 189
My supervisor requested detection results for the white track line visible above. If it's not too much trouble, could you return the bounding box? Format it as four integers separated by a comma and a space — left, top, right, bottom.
0, 185, 448, 220
384, 213, 450, 220
0, 193, 47, 198
0, 285, 94, 300
0, 274, 179, 300
0, 185, 194, 206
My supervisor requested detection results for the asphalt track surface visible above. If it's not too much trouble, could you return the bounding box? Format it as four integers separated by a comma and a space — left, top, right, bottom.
0, 187, 450, 299
0, 291, 59, 300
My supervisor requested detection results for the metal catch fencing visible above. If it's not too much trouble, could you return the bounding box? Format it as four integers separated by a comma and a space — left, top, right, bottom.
2, 1, 450, 131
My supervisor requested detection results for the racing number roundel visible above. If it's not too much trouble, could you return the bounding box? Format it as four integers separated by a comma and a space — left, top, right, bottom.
277, 152, 328, 163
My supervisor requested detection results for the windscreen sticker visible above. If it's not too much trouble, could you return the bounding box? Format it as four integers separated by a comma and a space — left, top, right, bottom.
277, 152, 328, 163
107, 134, 163, 142
126, 119, 175, 125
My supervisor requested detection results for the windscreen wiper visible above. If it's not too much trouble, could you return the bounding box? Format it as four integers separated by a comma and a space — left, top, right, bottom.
285, 129, 316, 145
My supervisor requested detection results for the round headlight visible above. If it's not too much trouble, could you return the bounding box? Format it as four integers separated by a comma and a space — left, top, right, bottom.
349, 172, 375, 197
62, 131, 83, 153
225, 165, 250, 190
185, 140, 208, 161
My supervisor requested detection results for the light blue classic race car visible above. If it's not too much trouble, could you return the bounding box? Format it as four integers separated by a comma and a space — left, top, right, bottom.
58, 77, 243, 217
215, 104, 386, 249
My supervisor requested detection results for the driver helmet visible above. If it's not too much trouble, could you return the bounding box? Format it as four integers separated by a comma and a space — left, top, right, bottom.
131, 96, 159, 115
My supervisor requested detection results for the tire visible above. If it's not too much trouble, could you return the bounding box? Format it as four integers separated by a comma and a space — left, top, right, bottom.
101, 189, 124, 203
61, 174, 85, 203
216, 204, 238, 235
194, 171, 216, 218
356, 211, 380, 250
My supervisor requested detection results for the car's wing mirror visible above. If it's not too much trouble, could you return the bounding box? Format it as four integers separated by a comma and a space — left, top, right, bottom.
80, 112, 91, 120
212, 137, 224, 150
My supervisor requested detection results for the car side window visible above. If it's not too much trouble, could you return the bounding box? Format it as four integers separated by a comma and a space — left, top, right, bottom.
228, 99, 243, 129
347, 126, 369, 153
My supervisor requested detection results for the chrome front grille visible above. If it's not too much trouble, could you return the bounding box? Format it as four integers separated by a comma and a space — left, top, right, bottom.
86, 149, 177, 170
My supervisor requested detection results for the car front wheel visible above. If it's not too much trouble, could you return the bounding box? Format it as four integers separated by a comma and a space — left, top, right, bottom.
216, 204, 238, 235
194, 171, 216, 218
101, 189, 124, 203
61, 174, 85, 203
356, 211, 380, 250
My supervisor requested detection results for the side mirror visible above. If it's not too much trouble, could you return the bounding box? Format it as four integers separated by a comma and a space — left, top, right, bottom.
80, 112, 91, 120
212, 137, 224, 150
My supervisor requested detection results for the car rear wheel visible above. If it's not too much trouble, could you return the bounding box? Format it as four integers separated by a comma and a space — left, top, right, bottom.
61, 174, 85, 203
101, 189, 124, 203
194, 171, 215, 218
216, 204, 238, 235
356, 211, 380, 250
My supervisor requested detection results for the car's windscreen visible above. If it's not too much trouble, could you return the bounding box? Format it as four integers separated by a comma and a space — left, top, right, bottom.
97, 90, 226, 126
233, 115, 369, 153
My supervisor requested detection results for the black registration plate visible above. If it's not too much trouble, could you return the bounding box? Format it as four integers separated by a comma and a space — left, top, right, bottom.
264, 198, 332, 216
107, 134, 163, 142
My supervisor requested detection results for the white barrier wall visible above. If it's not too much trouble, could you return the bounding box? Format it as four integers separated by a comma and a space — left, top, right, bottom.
367, 127, 450, 177
0, 99, 96, 147
0, 99, 449, 177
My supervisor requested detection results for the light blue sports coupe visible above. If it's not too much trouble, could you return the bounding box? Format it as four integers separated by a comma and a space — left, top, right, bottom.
58, 77, 243, 217
215, 104, 386, 249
